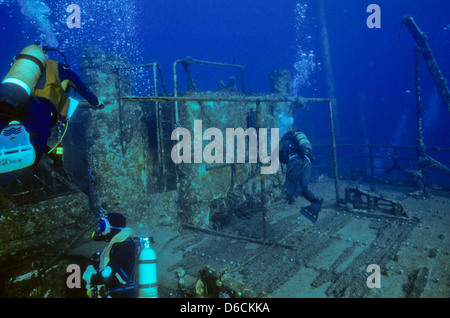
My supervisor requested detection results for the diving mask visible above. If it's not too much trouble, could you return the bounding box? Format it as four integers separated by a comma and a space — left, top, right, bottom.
99, 217, 124, 235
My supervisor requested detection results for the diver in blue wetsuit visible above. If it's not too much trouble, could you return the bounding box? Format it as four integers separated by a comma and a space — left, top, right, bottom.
0, 43, 104, 173
83, 213, 138, 298
279, 130, 323, 223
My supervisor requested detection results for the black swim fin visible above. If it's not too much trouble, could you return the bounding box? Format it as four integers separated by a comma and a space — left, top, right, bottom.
300, 198, 323, 223
300, 207, 319, 223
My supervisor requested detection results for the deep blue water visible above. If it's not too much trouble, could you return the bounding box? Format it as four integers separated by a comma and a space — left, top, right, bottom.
1, 0, 449, 177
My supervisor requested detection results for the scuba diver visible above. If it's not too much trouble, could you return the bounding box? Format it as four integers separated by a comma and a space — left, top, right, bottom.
0, 42, 105, 174
83, 213, 138, 298
279, 130, 323, 223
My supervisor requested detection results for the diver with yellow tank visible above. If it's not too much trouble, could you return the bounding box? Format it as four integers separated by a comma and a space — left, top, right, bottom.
279, 130, 323, 223
0, 42, 105, 174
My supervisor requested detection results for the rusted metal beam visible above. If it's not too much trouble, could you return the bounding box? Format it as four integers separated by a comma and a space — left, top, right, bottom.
182, 223, 295, 249
255, 101, 267, 241
401, 16, 450, 112
116, 62, 168, 94
328, 99, 340, 204
123, 95, 330, 104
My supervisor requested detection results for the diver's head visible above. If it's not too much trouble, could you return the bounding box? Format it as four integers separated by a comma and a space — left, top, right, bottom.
92, 213, 126, 241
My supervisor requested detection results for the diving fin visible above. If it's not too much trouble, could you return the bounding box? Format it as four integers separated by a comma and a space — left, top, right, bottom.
0, 122, 36, 174
300, 207, 319, 223
300, 198, 323, 223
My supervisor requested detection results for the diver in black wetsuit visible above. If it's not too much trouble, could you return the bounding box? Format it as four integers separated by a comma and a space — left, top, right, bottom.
83, 213, 138, 298
279, 130, 323, 223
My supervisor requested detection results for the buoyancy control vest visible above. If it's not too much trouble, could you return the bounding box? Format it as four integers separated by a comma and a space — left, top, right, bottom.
34, 59, 72, 124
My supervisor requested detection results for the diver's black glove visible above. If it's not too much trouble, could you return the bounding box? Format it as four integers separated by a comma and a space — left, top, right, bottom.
93, 100, 105, 110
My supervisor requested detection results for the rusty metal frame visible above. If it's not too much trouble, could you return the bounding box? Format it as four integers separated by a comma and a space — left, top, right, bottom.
172, 57, 247, 130
120, 63, 169, 180
344, 186, 408, 219
173, 56, 246, 95
400, 16, 450, 196
123, 94, 341, 206
123, 59, 341, 240
124, 62, 168, 95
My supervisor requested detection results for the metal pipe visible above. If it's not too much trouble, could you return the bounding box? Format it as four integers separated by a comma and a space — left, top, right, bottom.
118, 62, 167, 94
315, 143, 450, 152
414, 47, 429, 196
328, 99, 340, 204
172, 60, 182, 197
182, 223, 295, 249
187, 58, 246, 69
115, 66, 126, 156
256, 101, 267, 241
402, 16, 450, 112
153, 63, 163, 169
156, 63, 167, 93
173, 57, 246, 94
173, 60, 182, 124
123, 95, 329, 104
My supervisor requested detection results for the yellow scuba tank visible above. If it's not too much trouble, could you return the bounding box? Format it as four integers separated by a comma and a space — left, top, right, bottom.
0, 44, 46, 113
293, 131, 312, 155
138, 237, 158, 298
